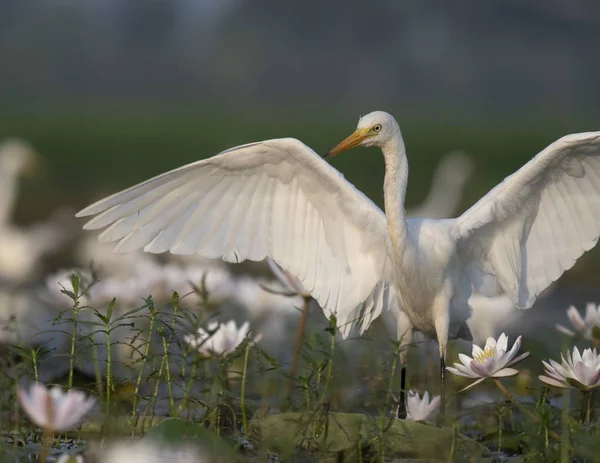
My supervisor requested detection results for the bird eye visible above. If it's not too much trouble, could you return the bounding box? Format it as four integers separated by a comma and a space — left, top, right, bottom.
373, 124, 382, 132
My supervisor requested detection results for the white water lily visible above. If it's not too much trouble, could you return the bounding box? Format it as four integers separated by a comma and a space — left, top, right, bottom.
446, 333, 529, 390
264, 257, 311, 298
555, 303, 600, 340
405, 390, 440, 422
18, 384, 95, 432
539, 347, 600, 391
184, 320, 261, 357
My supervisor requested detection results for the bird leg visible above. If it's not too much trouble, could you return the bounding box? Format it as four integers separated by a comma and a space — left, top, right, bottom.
438, 356, 446, 426
434, 311, 449, 427
397, 366, 407, 418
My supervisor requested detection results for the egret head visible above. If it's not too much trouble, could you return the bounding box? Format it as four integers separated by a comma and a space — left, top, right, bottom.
325, 111, 399, 159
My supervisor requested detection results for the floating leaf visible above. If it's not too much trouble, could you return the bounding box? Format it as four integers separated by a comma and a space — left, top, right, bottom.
141, 418, 240, 460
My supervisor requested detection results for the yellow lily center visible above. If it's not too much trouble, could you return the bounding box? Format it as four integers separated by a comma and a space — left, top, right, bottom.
474, 346, 495, 363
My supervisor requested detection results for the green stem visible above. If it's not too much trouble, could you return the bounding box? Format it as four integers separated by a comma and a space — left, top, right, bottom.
217, 371, 224, 437
31, 348, 38, 384
319, 317, 336, 404
142, 356, 165, 433
12, 371, 20, 451
287, 296, 310, 400
132, 302, 156, 433
178, 354, 198, 417
105, 326, 112, 415
92, 343, 103, 397
386, 342, 402, 408
580, 390, 591, 424
560, 388, 570, 463
497, 412, 502, 458
303, 377, 310, 409
241, 342, 251, 434
68, 295, 80, 390
163, 293, 180, 418
493, 378, 561, 442
38, 428, 52, 463
448, 424, 457, 463
161, 329, 176, 418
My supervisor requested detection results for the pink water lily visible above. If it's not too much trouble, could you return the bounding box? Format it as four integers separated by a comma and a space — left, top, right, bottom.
539, 347, 600, 391
18, 384, 95, 432
446, 333, 529, 391
555, 303, 600, 340
405, 390, 440, 422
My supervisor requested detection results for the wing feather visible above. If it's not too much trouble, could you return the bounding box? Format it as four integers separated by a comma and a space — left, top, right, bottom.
77, 137, 394, 336
455, 132, 600, 308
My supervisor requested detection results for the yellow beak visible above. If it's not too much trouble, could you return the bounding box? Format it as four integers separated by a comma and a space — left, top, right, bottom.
324, 128, 371, 159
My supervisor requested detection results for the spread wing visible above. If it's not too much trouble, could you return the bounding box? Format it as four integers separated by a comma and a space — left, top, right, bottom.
77, 138, 395, 336
454, 132, 600, 308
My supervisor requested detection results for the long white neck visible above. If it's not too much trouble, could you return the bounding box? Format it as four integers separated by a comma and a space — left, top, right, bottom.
382, 134, 414, 260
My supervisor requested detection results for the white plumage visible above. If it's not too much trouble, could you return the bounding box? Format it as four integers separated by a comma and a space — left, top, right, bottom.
78, 138, 394, 337
76, 112, 600, 394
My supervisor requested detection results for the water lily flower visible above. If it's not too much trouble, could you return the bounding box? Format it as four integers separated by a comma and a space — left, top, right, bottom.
18, 384, 95, 432
404, 390, 440, 422
539, 347, 600, 391
555, 303, 600, 340
446, 333, 529, 390
57, 454, 84, 463
264, 258, 311, 298
184, 320, 261, 357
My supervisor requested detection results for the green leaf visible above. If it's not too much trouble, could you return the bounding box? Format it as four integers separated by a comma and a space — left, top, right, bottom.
94, 310, 109, 326
250, 412, 489, 459
70, 274, 80, 296
106, 298, 116, 322
141, 419, 241, 460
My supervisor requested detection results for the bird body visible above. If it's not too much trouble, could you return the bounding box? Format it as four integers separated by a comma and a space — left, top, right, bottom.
388, 218, 463, 342
77, 111, 600, 374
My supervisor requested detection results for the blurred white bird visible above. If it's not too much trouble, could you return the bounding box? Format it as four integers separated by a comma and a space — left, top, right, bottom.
0, 138, 41, 227
407, 151, 473, 220
0, 213, 71, 284
0, 139, 72, 284
76, 111, 600, 415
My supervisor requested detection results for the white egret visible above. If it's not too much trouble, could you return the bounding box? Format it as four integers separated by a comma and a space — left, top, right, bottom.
407, 150, 473, 220
0, 139, 72, 284
76, 111, 600, 415
0, 138, 41, 227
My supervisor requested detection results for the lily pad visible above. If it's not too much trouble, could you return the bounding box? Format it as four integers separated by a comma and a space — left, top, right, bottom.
250, 412, 490, 460
141, 418, 241, 460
